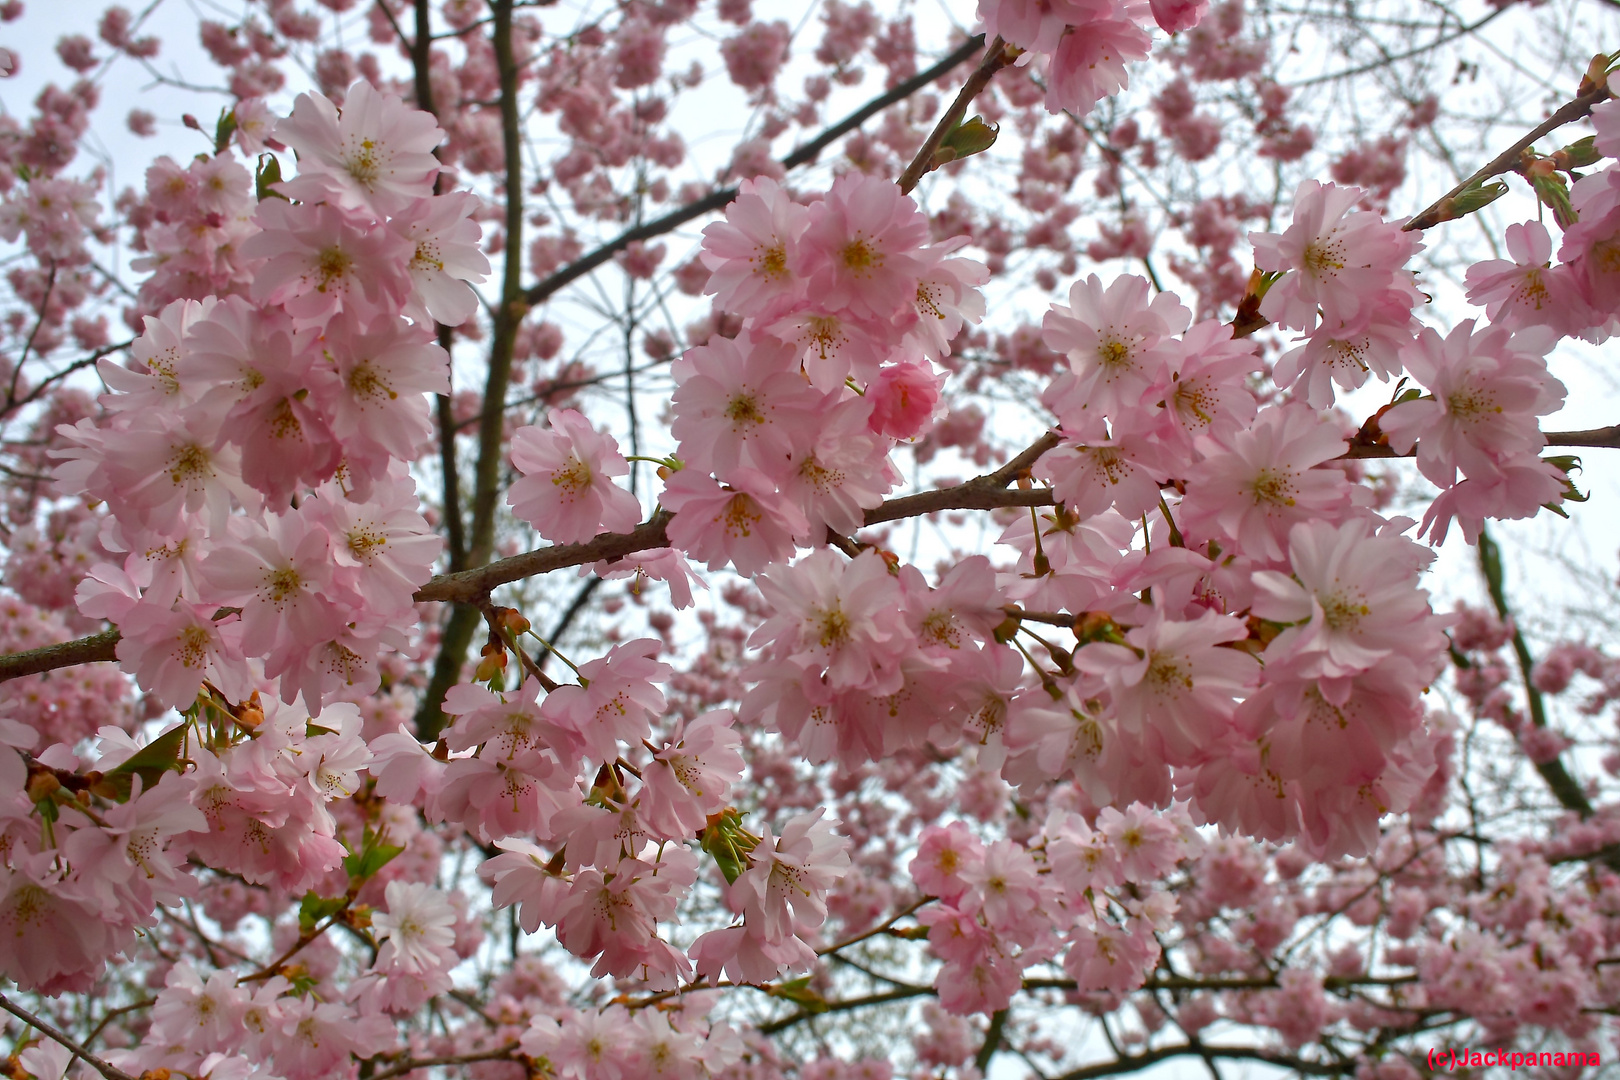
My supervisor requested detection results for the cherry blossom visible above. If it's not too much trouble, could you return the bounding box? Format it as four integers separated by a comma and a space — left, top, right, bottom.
509, 408, 642, 544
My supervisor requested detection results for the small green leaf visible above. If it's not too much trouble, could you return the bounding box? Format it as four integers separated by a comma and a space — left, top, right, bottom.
256, 154, 288, 202
936, 115, 999, 164
99, 724, 189, 801
699, 809, 758, 885
1559, 135, 1601, 170
214, 107, 238, 156
1447, 178, 1509, 219
342, 826, 404, 882
298, 891, 347, 934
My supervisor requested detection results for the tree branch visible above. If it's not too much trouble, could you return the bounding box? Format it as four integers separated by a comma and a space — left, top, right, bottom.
365, 1045, 522, 1080
1052, 1043, 1348, 1080
1476, 526, 1597, 819
0, 629, 120, 681
975, 1007, 1009, 1072
23, 414, 1620, 686
898, 36, 1016, 194
415, 0, 524, 739
1405, 79, 1612, 231
0, 993, 138, 1080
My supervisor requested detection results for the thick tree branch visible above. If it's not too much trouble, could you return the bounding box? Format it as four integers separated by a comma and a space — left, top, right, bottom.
0, 993, 138, 1080
415, 0, 524, 738
756, 985, 935, 1036
975, 1007, 1009, 1072
1405, 79, 1612, 231
0, 629, 120, 680
1476, 526, 1596, 818
406, 0, 469, 576
412, 26, 988, 738
22, 413, 1620, 685
519, 34, 988, 308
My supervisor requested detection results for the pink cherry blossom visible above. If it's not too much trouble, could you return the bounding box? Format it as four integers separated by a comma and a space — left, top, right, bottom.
1251, 179, 1419, 331
274, 80, 444, 216
242, 200, 414, 331
795, 171, 930, 322
1380, 321, 1564, 489
661, 467, 808, 575
509, 408, 642, 544
700, 176, 811, 319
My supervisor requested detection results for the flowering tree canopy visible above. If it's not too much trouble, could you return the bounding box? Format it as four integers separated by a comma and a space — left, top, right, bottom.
0, 0, 1619, 1078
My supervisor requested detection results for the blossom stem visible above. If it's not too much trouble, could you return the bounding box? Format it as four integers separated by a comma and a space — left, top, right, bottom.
523, 628, 582, 679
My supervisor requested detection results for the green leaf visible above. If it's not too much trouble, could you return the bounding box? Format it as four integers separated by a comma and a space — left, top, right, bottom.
256, 154, 288, 202
936, 115, 999, 164
298, 891, 347, 934
1447, 178, 1509, 219
214, 107, 238, 156
342, 827, 404, 883
699, 809, 758, 885
1559, 135, 1601, 170
97, 723, 189, 802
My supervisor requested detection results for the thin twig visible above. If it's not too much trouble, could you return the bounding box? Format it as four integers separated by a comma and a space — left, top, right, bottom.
366, 1045, 522, 1080
1405, 80, 1613, 231
898, 36, 1016, 194
0, 994, 138, 1080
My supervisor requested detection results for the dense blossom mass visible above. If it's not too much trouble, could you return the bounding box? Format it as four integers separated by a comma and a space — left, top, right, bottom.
0, 0, 1618, 1078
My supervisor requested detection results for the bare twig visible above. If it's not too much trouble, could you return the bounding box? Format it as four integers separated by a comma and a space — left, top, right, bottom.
366, 1044, 522, 1080
898, 36, 1016, 194
0, 994, 138, 1080
1405, 80, 1613, 231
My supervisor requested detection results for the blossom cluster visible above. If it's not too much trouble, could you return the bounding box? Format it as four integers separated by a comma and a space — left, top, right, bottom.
979, 0, 1205, 117
909, 805, 1195, 1015
3, 3, 1620, 1074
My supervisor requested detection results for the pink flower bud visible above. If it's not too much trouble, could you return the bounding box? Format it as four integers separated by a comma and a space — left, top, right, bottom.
867, 361, 942, 440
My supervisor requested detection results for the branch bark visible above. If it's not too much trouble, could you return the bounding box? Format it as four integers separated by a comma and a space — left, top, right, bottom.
0, 993, 138, 1080
409, 29, 989, 738
414, 0, 524, 738
0, 432, 1063, 683
21, 419, 1620, 686
1404, 80, 1613, 231
1476, 526, 1598, 820
897, 36, 1017, 195
366, 1045, 522, 1080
